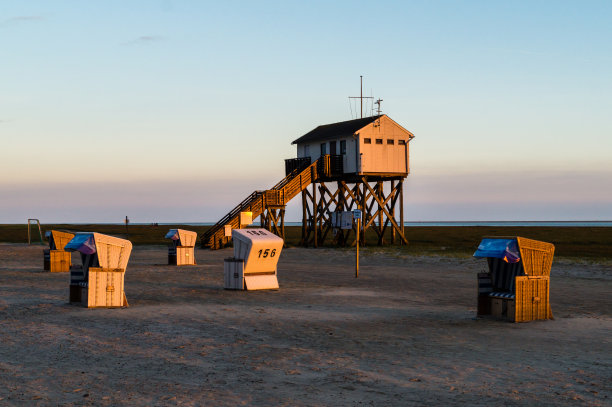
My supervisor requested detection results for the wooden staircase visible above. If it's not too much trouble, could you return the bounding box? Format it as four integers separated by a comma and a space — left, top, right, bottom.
200, 159, 319, 249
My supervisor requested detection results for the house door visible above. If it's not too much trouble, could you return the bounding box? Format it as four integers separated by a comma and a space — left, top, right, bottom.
329, 141, 337, 155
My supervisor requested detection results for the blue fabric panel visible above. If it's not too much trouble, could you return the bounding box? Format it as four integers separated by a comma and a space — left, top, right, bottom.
165, 229, 179, 240
64, 233, 96, 255
473, 238, 520, 263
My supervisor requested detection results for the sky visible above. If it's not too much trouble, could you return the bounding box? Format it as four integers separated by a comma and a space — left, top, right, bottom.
1, 0, 611, 223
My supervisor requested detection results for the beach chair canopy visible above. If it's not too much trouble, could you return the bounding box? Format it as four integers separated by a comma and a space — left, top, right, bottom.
473, 238, 520, 263
474, 236, 555, 277
65, 233, 97, 254
65, 232, 132, 269
165, 229, 197, 247
165, 229, 180, 240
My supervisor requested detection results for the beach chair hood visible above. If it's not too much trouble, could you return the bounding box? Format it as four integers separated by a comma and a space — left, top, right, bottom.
47, 230, 75, 251
515, 236, 555, 277
65, 233, 132, 269
165, 229, 197, 247
473, 238, 520, 263
165, 229, 180, 240
474, 236, 555, 276
65, 233, 97, 255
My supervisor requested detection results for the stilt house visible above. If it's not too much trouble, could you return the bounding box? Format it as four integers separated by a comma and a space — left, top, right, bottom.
201, 114, 415, 250
289, 114, 414, 178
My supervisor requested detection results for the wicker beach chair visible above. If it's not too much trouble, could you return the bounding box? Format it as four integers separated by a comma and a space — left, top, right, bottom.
43, 230, 75, 272
65, 233, 132, 308
474, 236, 555, 322
165, 229, 197, 266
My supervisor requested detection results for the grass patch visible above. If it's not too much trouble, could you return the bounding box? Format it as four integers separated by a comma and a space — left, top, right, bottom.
3, 224, 611, 261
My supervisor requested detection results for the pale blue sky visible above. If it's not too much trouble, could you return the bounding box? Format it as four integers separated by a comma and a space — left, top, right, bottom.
1, 0, 611, 222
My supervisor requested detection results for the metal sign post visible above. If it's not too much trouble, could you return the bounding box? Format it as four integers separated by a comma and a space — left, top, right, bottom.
353, 210, 362, 278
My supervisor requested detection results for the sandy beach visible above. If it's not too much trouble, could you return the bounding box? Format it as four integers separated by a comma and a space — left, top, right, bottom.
0, 244, 610, 406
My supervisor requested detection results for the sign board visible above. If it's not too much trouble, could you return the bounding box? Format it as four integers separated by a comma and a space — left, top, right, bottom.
332, 211, 354, 230
352, 209, 362, 220
331, 212, 338, 228
240, 211, 253, 226
340, 211, 353, 230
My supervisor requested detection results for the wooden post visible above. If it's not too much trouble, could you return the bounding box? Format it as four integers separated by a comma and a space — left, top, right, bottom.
301, 190, 307, 243
377, 181, 384, 244
391, 180, 396, 244
337, 181, 344, 245
400, 179, 404, 246
313, 183, 318, 248
361, 180, 367, 246
355, 218, 360, 278
280, 208, 285, 241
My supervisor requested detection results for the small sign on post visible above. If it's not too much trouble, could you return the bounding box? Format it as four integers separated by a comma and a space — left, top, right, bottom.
239, 211, 253, 228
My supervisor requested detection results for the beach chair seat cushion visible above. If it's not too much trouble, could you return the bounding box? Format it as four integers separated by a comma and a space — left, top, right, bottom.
489, 292, 515, 299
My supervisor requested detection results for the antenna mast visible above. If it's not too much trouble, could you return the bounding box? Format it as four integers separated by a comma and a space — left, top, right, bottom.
349, 75, 374, 118
375, 98, 383, 115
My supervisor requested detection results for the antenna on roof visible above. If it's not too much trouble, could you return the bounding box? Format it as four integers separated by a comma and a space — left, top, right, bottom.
349, 75, 374, 118
375, 98, 383, 115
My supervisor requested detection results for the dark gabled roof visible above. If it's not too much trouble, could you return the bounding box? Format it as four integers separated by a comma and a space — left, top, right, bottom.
292, 115, 383, 145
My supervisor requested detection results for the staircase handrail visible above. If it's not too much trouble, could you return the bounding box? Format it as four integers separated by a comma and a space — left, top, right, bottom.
200, 190, 263, 243
272, 158, 314, 191
201, 158, 321, 248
